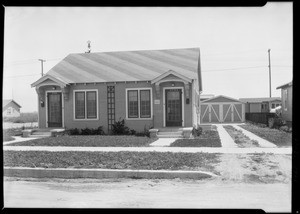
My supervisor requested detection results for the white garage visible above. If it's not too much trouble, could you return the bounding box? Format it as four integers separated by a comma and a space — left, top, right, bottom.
200, 95, 245, 123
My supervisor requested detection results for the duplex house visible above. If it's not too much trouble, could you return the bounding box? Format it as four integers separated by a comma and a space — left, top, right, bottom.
2, 99, 21, 117
276, 81, 292, 124
239, 97, 281, 113
31, 48, 202, 132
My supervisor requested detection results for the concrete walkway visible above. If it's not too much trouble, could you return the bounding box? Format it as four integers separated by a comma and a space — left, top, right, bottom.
215, 124, 238, 148
3, 136, 41, 146
3, 146, 292, 154
149, 138, 178, 147
232, 124, 277, 148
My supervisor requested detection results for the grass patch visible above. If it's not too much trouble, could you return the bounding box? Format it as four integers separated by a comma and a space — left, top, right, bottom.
3, 151, 220, 172
7, 135, 157, 147
223, 125, 260, 148
170, 130, 221, 147
239, 123, 292, 147
2, 128, 22, 142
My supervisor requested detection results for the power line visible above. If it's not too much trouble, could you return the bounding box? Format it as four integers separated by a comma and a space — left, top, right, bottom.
3, 74, 41, 79
202, 66, 267, 72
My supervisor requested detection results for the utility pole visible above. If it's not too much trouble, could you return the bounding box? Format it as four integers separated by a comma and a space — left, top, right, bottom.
268, 49, 272, 98
38, 59, 46, 76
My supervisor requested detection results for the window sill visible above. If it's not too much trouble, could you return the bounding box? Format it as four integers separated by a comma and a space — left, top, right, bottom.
126, 117, 153, 120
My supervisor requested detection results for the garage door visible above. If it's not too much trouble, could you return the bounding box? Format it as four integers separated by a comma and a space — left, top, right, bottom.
200, 95, 245, 123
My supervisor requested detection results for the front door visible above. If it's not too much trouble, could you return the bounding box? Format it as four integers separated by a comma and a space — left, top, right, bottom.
165, 89, 182, 127
47, 92, 62, 127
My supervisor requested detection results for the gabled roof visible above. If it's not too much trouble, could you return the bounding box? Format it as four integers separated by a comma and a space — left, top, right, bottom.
32, 48, 200, 85
3, 99, 21, 108
31, 74, 69, 88
201, 95, 243, 103
151, 70, 192, 84
276, 81, 293, 89
239, 97, 281, 103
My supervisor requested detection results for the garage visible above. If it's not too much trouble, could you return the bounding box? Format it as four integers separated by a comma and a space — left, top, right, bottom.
200, 95, 245, 123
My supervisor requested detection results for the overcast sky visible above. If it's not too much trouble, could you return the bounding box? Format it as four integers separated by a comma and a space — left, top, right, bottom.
3, 4, 293, 112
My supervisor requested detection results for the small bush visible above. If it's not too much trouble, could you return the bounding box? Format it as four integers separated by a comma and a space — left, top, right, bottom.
273, 117, 285, 129
67, 126, 104, 136
111, 119, 131, 135
192, 126, 203, 137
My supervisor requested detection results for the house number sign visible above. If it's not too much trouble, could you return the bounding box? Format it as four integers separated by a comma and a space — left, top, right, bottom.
154, 99, 160, 104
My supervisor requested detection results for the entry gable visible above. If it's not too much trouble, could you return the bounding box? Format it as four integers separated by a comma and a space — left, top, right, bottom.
151, 70, 192, 84
31, 74, 68, 88
201, 95, 244, 103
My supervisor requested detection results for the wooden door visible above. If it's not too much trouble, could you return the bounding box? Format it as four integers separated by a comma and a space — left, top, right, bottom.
47, 92, 62, 127
165, 89, 182, 127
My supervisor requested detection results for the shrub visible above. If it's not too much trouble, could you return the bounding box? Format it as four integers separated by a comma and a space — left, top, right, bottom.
192, 126, 203, 137
273, 117, 285, 129
134, 125, 152, 137
67, 126, 104, 135
111, 119, 130, 135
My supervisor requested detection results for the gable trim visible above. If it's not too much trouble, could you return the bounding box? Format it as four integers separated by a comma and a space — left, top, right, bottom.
151, 70, 192, 85
201, 95, 244, 104
31, 74, 68, 88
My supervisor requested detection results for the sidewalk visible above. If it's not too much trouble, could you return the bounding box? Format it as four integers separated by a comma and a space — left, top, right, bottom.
3, 145, 292, 154
215, 124, 238, 148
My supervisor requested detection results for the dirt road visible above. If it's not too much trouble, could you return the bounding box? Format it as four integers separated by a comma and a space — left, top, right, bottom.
3, 153, 292, 212
4, 177, 291, 212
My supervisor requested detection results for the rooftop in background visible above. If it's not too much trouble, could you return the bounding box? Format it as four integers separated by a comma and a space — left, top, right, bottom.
32, 47, 200, 85
276, 81, 293, 89
239, 97, 281, 103
200, 94, 214, 101
2, 99, 22, 108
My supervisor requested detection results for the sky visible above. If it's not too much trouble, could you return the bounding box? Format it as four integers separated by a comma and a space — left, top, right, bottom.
3, 4, 293, 112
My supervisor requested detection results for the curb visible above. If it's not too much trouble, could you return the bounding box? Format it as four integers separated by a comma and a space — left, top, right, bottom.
4, 167, 217, 180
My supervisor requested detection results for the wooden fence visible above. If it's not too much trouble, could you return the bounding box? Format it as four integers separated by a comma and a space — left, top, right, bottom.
245, 113, 277, 125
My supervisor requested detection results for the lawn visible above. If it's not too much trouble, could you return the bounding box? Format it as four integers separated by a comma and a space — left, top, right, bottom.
3, 151, 220, 172
7, 135, 157, 147
170, 130, 221, 147
2, 128, 22, 142
223, 125, 259, 148
239, 123, 292, 147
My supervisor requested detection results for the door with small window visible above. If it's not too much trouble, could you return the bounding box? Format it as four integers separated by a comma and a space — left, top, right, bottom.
165, 89, 182, 127
47, 92, 62, 127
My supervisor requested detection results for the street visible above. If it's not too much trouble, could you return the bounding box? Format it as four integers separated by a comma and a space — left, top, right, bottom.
4, 177, 291, 212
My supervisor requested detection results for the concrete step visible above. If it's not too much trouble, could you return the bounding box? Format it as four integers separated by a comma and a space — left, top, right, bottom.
158, 131, 183, 135
28, 134, 50, 138
31, 132, 51, 136
157, 134, 183, 138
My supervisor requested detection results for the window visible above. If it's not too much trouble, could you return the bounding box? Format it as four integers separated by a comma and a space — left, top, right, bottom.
261, 104, 264, 110
7, 108, 11, 115
276, 104, 280, 107
127, 89, 152, 119
74, 90, 98, 119
140, 90, 151, 118
272, 104, 275, 109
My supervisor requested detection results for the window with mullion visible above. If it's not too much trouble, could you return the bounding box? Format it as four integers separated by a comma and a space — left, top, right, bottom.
75, 92, 85, 119
128, 90, 138, 118
140, 90, 151, 118
87, 91, 97, 118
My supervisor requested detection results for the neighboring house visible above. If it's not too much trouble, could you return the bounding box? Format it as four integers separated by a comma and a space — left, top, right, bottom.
200, 95, 245, 123
200, 94, 214, 102
31, 48, 202, 132
2, 99, 21, 117
239, 97, 281, 113
276, 81, 292, 123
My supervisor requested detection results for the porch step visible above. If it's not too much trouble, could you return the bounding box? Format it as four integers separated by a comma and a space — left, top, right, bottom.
31, 131, 52, 136
157, 131, 183, 138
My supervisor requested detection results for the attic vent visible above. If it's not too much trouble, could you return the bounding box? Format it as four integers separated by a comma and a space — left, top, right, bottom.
85, 40, 91, 53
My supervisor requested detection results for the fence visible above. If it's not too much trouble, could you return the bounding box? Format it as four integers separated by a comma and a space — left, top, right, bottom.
245, 113, 276, 125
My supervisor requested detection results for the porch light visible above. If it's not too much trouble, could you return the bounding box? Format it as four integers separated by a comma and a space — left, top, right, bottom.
52, 86, 56, 90
171, 83, 175, 87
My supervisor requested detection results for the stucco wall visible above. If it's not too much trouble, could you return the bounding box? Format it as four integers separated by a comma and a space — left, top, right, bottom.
37, 81, 196, 132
